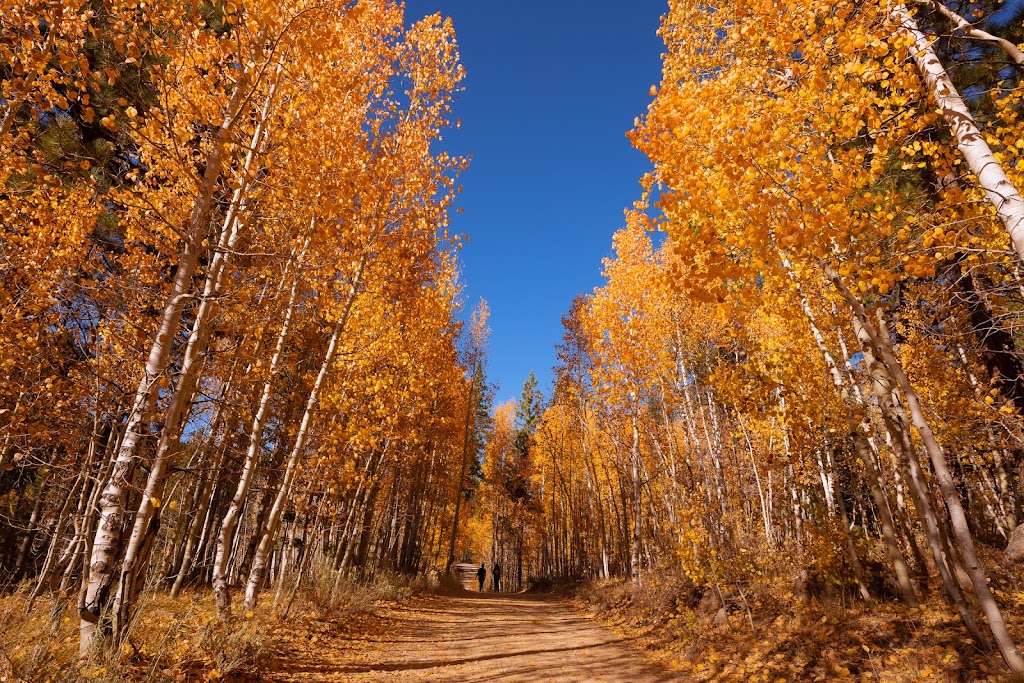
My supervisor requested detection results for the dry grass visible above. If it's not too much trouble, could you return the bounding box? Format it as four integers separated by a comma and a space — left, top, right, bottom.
567, 567, 1024, 683
0, 569, 417, 683
300, 560, 414, 618
0, 587, 272, 682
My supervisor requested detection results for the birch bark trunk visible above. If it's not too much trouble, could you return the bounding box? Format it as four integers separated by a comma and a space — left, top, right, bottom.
736, 412, 774, 547
864, 317, 989, 645
827, 265, 1022, 671
629, 405, 642, 584
908, 0, 1024, 65
893, 5, 1024, 266
783, 259, 917, 603
80, 49, 262, 652
241, 257, 365, 613
445, 379, 475, 573
112, 68, 282, 636
213, 239, 307, 618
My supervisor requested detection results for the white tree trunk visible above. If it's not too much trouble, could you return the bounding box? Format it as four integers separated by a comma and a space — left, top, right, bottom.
212, 238, 308, 618
242, 256, 366, 613
445, 380, 475, 573
79, 53, 260, 653
909, 0, 1024, 65
109, 69, 282, 637
629, 405, 642, 584
826, 264, 1024, 672
893, 5, 1024, 266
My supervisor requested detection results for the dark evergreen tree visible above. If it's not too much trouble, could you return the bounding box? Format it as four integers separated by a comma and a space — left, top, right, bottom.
502, 371, 541, 503
464, 361, 493, 500
514, 370, 542, 459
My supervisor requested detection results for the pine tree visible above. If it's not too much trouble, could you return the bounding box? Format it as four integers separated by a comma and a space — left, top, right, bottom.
515, 371, 542, 460
465, 361, 494, 500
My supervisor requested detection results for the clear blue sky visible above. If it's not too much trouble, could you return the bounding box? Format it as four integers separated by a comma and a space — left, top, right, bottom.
408, 0, 667, 403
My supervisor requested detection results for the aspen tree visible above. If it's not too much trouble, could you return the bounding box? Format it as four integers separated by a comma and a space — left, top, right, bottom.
892, 5, 1024, 266
80, 12, 278, 649
828, 266, 1024, 672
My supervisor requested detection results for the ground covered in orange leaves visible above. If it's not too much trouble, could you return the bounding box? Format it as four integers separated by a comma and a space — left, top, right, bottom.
5, 580, 1021, 682
256, 582, 1024, 682
569, 577, 1022, 683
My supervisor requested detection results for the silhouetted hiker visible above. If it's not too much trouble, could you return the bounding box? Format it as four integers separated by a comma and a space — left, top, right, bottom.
477, 563, 486, 591
493, 563, 502, 592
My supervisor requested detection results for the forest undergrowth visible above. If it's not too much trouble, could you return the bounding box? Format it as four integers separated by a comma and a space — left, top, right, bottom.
0, 571, 421, 683
562, 549, 1024, 683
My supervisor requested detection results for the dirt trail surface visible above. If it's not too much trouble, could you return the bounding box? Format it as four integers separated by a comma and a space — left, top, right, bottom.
267, 591, 681, 682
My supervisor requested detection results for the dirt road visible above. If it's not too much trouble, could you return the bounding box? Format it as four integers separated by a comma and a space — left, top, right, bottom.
268, 591, 680, 682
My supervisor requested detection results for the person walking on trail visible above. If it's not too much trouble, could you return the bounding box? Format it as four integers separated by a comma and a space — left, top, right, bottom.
493, 563, 502, 592
477, 563, 486, 591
